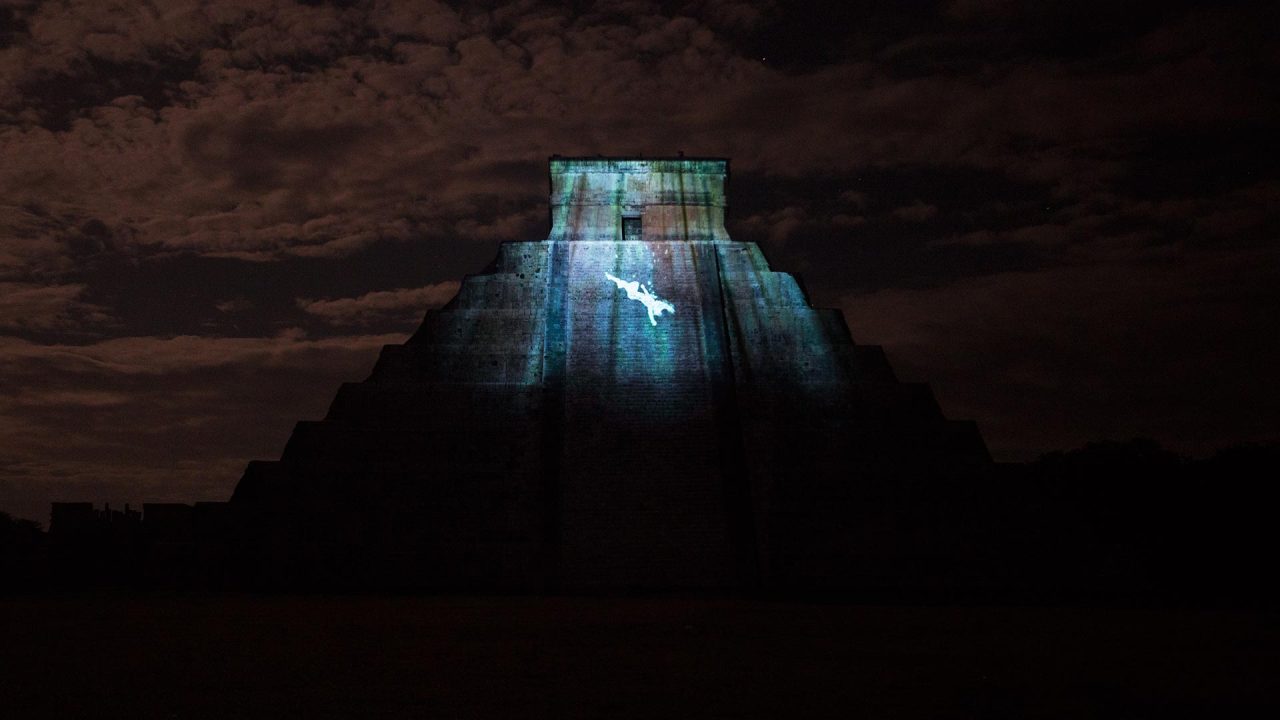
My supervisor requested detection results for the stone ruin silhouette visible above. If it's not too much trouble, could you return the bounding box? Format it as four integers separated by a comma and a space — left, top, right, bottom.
230, 157, 991, 591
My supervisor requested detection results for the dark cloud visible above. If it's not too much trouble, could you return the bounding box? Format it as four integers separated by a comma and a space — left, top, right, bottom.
892, 201, 939, 223
298, 281, 459, 327
841, 242, 1280, 460
0, 0, 1277, 521
0, 282, 113, 332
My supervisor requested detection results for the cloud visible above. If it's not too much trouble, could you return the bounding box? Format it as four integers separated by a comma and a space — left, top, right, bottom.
0, 282, 113, 332
215, 297, 253, 313
298, 281, 461, 327
839, 190, 868, 208
891, 201, 938, 223
0, 331, 406, 376
0, 0, 1272, 278
738, 205, 808, 245
0, 202, 121, 279
0, 2, 763, 267
11, 389, 133, 408
934, 223, 1069, 248
943, 0, 1018, 19
452, 206, 545, 242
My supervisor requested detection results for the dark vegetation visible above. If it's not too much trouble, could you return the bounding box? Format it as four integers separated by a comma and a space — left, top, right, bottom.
982, 439, 1280, 605
0, 511, 44, 589
2, 439, 1277, 604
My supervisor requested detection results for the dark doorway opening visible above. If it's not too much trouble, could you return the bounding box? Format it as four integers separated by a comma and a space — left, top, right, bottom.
622, 216, 641, 242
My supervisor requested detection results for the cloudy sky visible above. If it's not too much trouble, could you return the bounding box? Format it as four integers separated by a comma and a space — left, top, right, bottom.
1, 0, 1277, 523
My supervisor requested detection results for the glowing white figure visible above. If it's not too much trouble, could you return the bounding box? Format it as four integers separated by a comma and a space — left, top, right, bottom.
604, 272, 675, 326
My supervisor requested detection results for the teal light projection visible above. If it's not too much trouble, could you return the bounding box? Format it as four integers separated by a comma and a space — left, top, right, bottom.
230, 154, 993, 593
415, 156, 844, 390
546, 158, 731, 242
604, 272, 675, 326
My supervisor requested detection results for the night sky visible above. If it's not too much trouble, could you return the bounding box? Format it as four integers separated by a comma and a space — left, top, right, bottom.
1, 0, 1277, 524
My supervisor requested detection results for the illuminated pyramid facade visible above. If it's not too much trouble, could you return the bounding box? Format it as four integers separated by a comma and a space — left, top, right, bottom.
232, 157, 989, 590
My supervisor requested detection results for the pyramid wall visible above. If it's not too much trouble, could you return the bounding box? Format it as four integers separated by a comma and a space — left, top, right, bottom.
231, 158, 989, 590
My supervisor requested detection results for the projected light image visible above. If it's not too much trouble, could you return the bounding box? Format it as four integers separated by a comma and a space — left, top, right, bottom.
604, 272, 675, 326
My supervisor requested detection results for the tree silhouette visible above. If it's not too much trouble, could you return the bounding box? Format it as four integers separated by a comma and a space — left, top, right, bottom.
0, 511, 46, 592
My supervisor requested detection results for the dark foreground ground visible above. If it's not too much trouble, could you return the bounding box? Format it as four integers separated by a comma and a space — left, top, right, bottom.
2, 594, 1277, 719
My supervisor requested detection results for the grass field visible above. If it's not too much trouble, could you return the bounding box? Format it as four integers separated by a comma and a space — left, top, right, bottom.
2, 594, 1277, 718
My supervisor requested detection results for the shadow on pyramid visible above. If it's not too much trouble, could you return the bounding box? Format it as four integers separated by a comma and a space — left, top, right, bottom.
230, 157, 991, 592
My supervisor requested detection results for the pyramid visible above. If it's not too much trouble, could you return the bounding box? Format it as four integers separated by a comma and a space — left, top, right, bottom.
231, 157, 990, 591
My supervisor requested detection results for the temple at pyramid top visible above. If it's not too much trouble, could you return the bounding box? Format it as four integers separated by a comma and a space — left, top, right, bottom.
547, 156, 730, 242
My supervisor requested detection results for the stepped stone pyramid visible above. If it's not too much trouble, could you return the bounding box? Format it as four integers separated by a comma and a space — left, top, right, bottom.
231, 157, 990, 591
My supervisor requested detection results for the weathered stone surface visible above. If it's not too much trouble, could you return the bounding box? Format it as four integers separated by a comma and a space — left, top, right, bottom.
231, 157, 990, 591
